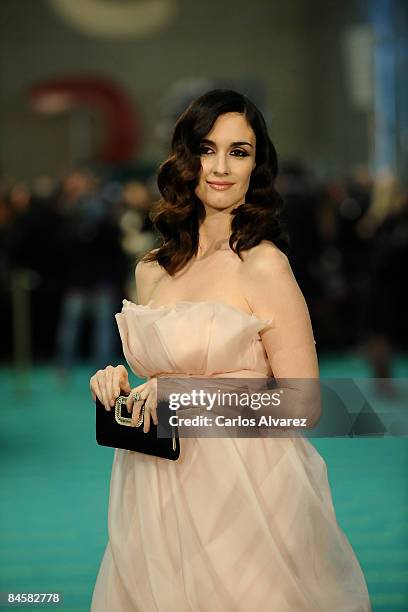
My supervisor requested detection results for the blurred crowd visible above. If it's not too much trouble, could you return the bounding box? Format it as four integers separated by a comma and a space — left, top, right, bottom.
0, 166, 158, 377
277, 163, 408, 385
0, 163, 407, 383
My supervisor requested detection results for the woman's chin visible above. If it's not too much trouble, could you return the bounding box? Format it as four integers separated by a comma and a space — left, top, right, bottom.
201, 194, 241, 210
203, 201, 237, 213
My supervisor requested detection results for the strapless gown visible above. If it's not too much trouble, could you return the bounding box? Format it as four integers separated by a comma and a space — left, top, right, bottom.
91, 299, 371, 612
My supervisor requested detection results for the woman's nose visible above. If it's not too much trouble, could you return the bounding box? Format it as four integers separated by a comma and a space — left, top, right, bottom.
212, 154, 230, 175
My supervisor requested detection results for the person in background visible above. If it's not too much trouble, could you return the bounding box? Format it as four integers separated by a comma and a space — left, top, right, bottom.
4, 180, 62, 360
118, 180, 157, 302
55, 167, 127, 379
361, 175, 408, 390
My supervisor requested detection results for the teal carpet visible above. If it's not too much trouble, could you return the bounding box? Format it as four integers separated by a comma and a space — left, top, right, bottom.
0, 358, 407, 611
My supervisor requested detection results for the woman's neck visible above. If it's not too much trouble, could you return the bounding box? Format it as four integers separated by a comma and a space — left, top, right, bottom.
198, 214, 232, 254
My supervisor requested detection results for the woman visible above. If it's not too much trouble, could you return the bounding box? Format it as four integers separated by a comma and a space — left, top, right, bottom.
90, 89, 371, 611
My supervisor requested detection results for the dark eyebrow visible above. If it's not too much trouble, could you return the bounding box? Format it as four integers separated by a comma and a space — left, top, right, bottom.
200, 139, 253, 148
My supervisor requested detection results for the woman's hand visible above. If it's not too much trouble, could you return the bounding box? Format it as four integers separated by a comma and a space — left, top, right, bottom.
90, 366, 158, 433
126, 377, 158, 433
90, 364, 131, 410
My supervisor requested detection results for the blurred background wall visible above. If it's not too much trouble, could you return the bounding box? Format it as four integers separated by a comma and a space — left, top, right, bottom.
2, 0, 403, 181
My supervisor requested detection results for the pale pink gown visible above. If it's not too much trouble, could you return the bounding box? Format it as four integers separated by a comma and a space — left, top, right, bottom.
91, 299, 371, 611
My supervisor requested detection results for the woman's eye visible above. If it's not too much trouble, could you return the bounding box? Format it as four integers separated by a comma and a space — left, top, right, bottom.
231, 149, 249, 157
199, 147, 249, 157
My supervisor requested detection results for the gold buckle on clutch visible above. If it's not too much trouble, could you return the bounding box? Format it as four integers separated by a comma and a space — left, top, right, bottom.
115, 395, 144, 427
114, 395, 177, 450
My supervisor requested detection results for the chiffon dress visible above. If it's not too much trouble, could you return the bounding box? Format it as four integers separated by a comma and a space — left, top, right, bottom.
91, 298, 371, 611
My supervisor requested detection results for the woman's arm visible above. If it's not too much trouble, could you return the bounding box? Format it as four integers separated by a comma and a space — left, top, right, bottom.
240, 242, 320, 428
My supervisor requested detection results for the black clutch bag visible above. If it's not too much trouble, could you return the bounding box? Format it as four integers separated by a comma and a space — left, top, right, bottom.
96, 394, 180, 460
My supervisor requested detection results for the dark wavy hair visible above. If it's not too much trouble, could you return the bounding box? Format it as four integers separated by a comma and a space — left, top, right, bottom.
141, 88, 289, 275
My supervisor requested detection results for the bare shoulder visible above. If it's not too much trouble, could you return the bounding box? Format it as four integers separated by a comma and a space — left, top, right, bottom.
135, 249, 165, 302
135, 249, 160, 278
240, 240, 290, 279
239, 241, 308, 323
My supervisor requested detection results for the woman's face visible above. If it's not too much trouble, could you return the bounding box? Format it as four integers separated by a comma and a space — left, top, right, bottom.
194, 112, 256, 212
